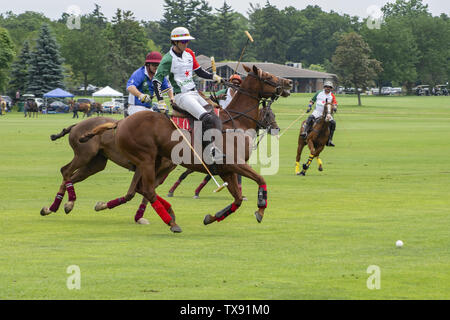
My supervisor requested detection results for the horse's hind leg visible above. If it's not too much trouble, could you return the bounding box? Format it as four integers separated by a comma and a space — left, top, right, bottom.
204, 173, 242, 225
139, 159, 182, 233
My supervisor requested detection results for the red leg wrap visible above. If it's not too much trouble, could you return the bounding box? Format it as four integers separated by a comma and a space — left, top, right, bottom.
151, 200, 173, 225
134, 203, 147, 222
156, 195, 171, 210
107, 197, 127, 209
65, 181, 76, 201
49, 192, 64, 212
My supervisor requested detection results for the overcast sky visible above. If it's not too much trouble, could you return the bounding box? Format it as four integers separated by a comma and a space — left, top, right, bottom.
1, 0, 448, 20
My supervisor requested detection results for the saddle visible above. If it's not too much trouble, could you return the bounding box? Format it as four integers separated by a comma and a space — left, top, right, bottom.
171, 91, 220, 132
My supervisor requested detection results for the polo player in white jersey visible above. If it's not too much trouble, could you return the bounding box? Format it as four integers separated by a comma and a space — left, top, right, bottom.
301, 80, 338, 146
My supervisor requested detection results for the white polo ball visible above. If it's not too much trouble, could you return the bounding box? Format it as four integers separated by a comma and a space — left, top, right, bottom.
396, 240, 404, 248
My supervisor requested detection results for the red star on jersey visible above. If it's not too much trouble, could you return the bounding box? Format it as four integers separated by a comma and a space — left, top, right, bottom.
185, 70, 190, 77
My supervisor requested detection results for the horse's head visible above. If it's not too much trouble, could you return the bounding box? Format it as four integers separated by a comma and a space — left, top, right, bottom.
242, 65, 292, 100
257, 103, 280, 135
323, 99, 335, 122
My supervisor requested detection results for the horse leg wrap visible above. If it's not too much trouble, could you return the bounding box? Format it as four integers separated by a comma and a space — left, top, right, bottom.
134, 203, 147, 222
151, 200, 173, 225
195, 178, 209, 195
107, 197, 127, 209
65, 181, 76, 201
169, 180, 181, 193
156, 195, 172, 211
49, 192, 64, 212
257, 185, 268, 209
215, 203, 240, 222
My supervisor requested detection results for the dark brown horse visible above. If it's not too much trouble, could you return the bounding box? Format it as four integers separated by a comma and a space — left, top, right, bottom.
91, 102, 103, 116
26, 100, 39, 118
295, 100, 335, 176
69, 100, 91, 118
80, 65, 292, 233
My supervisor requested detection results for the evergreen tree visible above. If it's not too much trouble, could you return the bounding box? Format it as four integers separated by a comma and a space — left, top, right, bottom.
0, 27, 15, 93
214, 1, 237, 60
8, 40, 31, 96
27, 24, 65, 96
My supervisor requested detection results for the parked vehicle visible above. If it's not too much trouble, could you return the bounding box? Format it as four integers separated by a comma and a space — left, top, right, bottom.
77, 98, 95, 104
414, 85, 430, 96
1, 96, 12, 109
47, 101, 69, 113
102, 98, 124, 114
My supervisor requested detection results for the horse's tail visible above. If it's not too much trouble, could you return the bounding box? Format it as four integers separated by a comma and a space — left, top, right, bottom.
79, 122, 117, 143
50, 124, 77, 141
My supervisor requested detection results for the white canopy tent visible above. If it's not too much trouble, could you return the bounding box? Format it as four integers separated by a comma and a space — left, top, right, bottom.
92, 86, 123, 97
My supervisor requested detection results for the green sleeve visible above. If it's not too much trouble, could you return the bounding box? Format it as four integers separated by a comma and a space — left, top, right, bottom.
216, 89, 227, 96
310, 91, 320, 103
153, 53, 172, 83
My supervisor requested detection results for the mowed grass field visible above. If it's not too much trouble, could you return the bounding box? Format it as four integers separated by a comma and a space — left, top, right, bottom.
0, 94, 449, 300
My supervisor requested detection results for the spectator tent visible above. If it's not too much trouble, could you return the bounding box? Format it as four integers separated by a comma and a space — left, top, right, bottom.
43, 88, 74, 98
92, 86, 123, 97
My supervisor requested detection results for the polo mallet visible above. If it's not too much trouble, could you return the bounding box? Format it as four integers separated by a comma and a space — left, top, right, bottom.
168, 117, 228, 193
234, 31, 254, 75
277, 110, 309, 139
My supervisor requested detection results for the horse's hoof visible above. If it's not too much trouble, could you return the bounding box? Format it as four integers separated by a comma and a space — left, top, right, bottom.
167, 192, 174, 197
170, 224, 182, 233
94, 201, 107, 211
242, 196, 248, 201
299, 171, 306, 176
203, 214, 215, 225
136, 218, 149, 225
40, 207, 52, 216
255, 211, 263, 223
193, 195, 199, 199
318, 166, 323, 172
64, 202, 74, 214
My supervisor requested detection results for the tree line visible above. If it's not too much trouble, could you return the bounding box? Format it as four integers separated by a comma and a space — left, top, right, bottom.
0, 0, 448, 98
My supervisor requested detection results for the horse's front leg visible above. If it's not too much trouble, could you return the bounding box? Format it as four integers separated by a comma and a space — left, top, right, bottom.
299, 139, 316, 176
204, 173, 242, 225
95, 169, 141, 212
225, 164, 267, 223
296, 130, 306, 175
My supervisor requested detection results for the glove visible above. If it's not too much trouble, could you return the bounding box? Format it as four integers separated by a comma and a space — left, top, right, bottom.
306, 104, 312, 113
139, 94, 151, 103
213, 73, 223, 84
156, 100, 168, 113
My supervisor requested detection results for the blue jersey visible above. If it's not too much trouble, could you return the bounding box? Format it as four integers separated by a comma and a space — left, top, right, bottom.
127, 66, 171, 107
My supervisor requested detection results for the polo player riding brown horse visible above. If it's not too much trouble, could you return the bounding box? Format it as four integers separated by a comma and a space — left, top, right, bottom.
40, 73, 283, 226
80, 65, 292, 233
295, 99, 336, 176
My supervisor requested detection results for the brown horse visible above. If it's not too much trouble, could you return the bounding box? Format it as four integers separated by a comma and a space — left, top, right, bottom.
80, 65, 292, 233
26, 100, 39, 118
40, 116, 176, 223
69, 100, 91, 118
91, 102, 103, 116
295, 100, 335, 176
40, 87, 281, 225
92, 102, 280, 221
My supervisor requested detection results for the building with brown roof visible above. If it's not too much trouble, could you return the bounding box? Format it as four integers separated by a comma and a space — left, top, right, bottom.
196, 55, 336, 93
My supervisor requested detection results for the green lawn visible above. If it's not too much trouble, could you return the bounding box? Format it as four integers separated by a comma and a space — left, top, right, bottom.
0, 94, 449, 299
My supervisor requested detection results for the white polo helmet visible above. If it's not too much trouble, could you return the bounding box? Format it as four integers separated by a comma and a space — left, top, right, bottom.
171, 27, 195, 41
324, 80, 334, 88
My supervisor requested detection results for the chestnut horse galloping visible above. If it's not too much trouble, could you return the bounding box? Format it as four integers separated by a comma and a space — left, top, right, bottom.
81, 65, 292, 233
295, 100, 335, 176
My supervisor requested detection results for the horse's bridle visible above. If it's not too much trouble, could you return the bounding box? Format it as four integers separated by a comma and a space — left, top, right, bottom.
220, 71, 285, 131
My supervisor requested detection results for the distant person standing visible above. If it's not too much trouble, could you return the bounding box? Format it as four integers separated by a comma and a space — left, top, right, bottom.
0, 97, 5, 116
